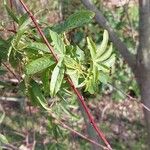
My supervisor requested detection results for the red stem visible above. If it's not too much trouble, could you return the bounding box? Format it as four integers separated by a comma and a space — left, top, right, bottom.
0, 28, 16, 33
2, 63, 21, 82
18, 0, 112, 149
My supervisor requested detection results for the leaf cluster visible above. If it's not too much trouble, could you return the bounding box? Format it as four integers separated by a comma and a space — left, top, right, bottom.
0, 4, 115, 110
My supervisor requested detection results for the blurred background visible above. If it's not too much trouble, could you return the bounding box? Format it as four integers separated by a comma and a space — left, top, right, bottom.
0, 0, 146, 150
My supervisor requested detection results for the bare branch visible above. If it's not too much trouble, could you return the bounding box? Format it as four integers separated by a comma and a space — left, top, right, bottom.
2, 63, 21, 82
81, 0, 136, 70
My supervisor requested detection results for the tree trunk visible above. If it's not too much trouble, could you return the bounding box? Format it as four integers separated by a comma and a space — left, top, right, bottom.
136, 69, 150, 149
137, 1, 150, 149
140, 78, 150, 149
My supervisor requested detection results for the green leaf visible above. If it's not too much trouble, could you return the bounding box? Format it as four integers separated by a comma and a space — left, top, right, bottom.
9, 50, 22, 68
27, 42, 50, 53
64, 55, 85, 87
42, 69, 50, 95
96, 44, 113, 62
52, 10, 95, 33
25, 55, 55, 75
85, 75, 95, 94
66, 69, 79, 87
5, 4, 19, 23
17, 13, 31, 31
64, 56, 78, 70
99, 72, 109, 84
87, 37, 96, 60
0, 37, 12, 62
7, 46, 12, 61
19, 13, 29, 26
0, 81, 10, 88
11, 31, 27, 51
49, 30, 65, 55
102, 53, 116, 67
28, 84, 38, 106
0, 111, 5, 124
11, 15, 31, 51
97, 30, 109, 57
92, 65, 98, 83
19, 16, 31, 31
96, 64, 110, 73
0, 37, 7, 46
65, 10, 95, 29
85, 68, 98, 94
0, 67, 7, 75
0, 133, 8, 144
29, 80, 49, 109
76, 46, 85, 61
50, 59, 65, 97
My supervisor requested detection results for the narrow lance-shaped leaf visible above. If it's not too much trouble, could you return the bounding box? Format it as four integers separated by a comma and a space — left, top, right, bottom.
96, 64, 110, 73
92, 65, 98, 83
27, 42, 50, 53
25, 55, 55, 75
11, 30, 27, 51
30, 80, 51, 110
65, 10, 95, 29
64, 56, 78, 69
41, 69, 50, 95
97, 30, 109, 57
87, 37, 96, 60
98, 72, 109, 84
19, 13, 28, 26
96, 44, 113, 62
76, 46, 85, 61
52, 10, 95, 33
0, 111, 5, 124
50, 30, 65, 55
102, 53, 116, 67
0, 38, 11, 62
85, 74, 95, 94
50, 59, 65, 97
18, 15, 31, 31
4, 3, 19, 23
0, 134, 8, 144
66, 69, 79, 87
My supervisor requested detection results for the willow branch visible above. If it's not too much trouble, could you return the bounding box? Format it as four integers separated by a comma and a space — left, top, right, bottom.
18, 0, 112, 149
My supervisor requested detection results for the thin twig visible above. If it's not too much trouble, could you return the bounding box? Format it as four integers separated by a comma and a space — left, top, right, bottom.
18, 0, 112, 149
0, 96, 24, 102
58, 119, 109, 150
0, 28, 16, 33
2, 144, 19, 150
48, 111, 109, 150
101, 103, 111, 122
2, 63, 21, 82
107, 83, 150, 112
